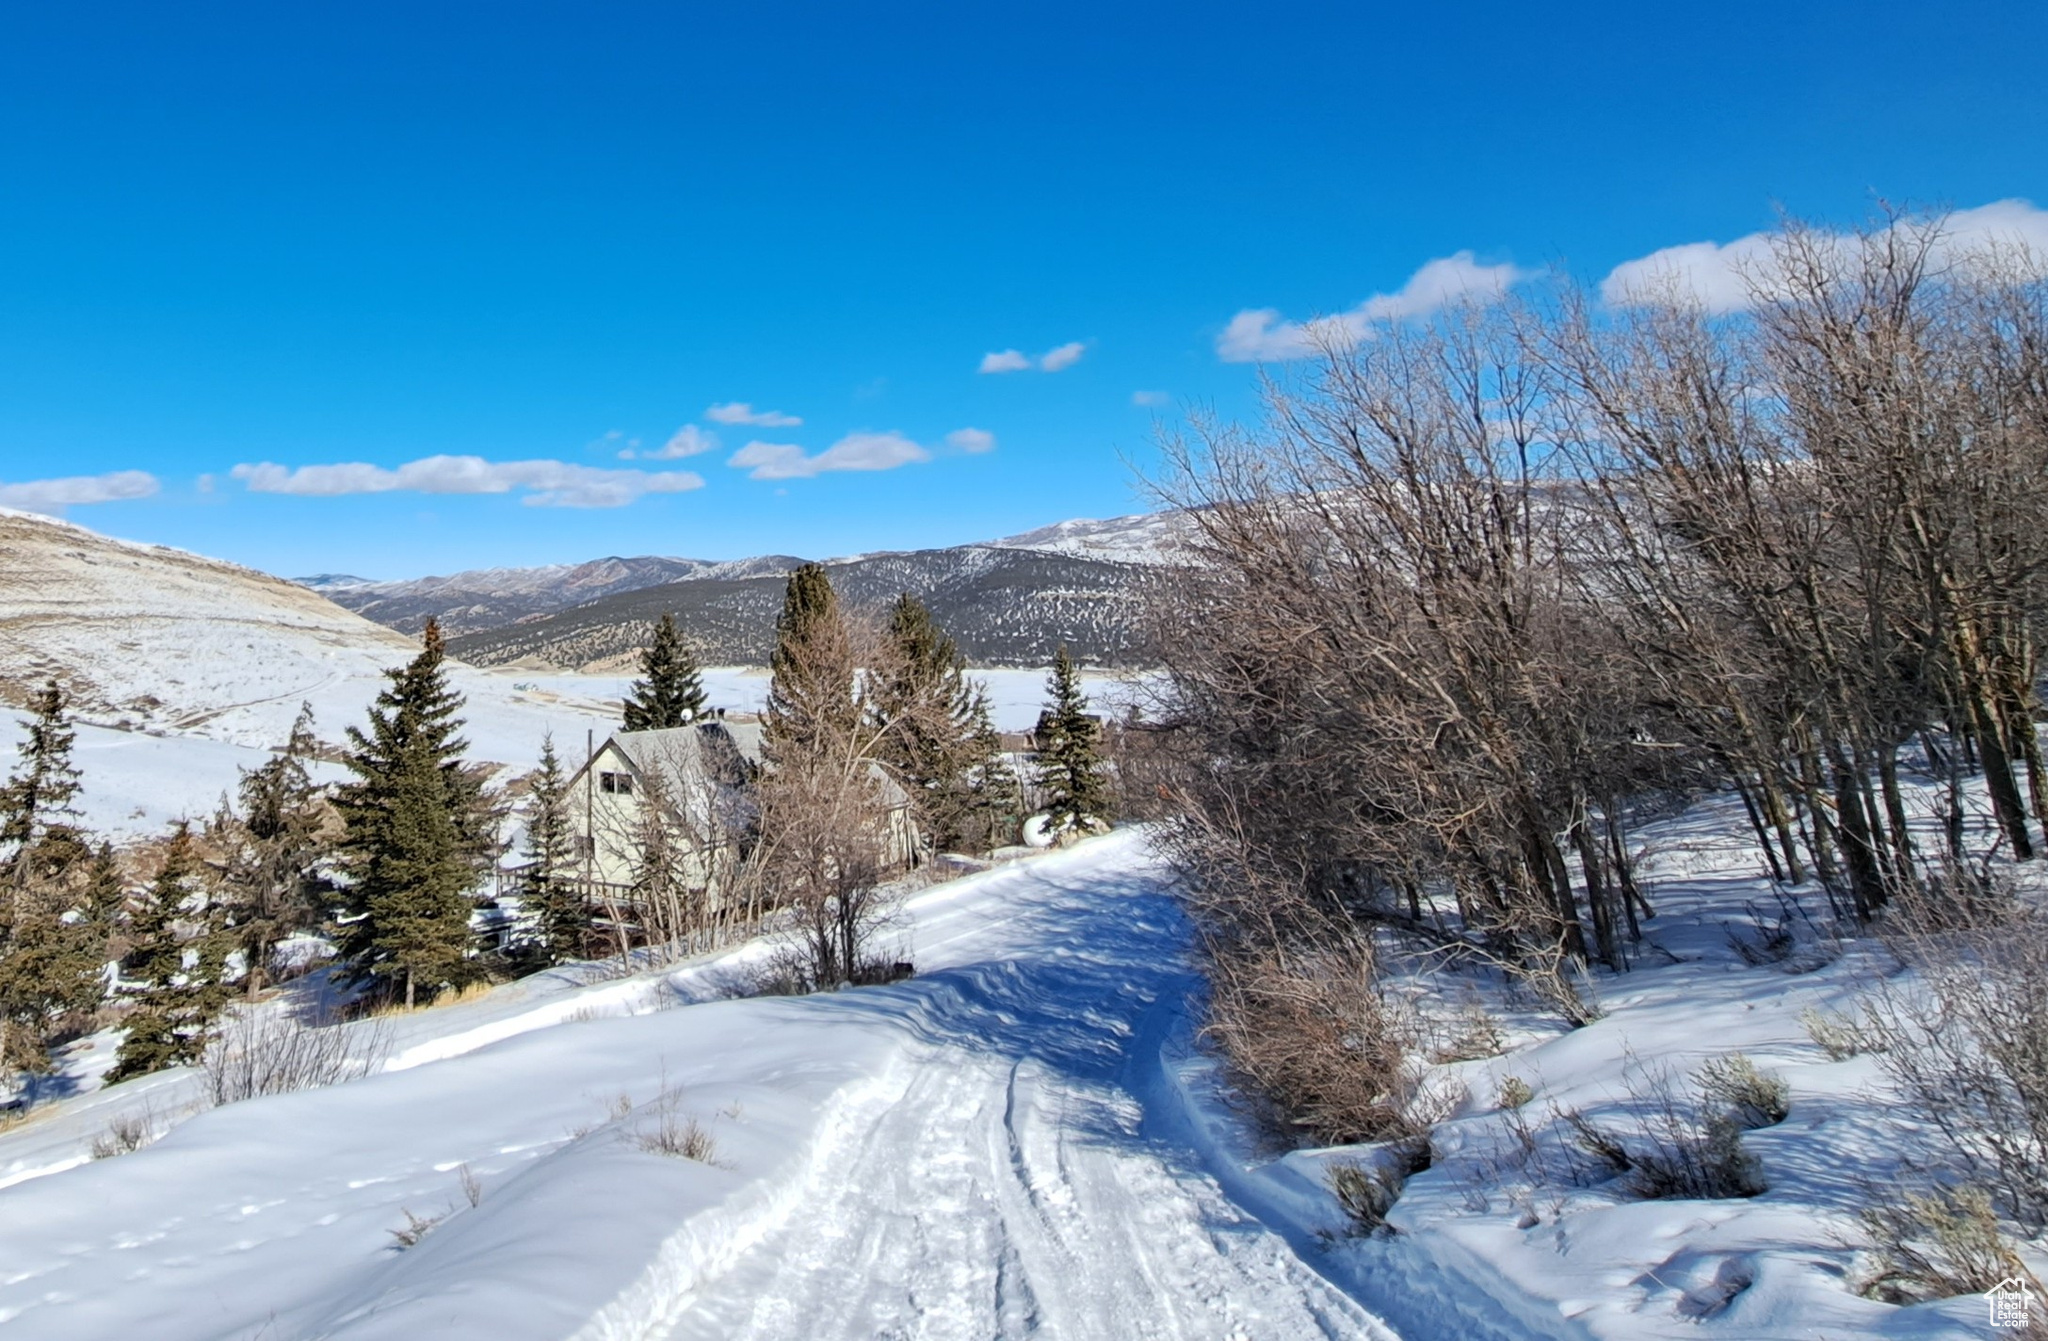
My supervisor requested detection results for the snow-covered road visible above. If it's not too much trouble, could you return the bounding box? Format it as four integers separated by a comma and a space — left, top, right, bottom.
0, 832, 1396, 1340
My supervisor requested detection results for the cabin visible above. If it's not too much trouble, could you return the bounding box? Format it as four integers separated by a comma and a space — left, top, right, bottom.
561, 717, 921, 915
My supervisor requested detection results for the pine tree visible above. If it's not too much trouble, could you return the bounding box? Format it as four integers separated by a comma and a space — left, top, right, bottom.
622, 613, 708, 730
877, 594, 982, 850
107, 823, 229, 1082
333, 619, 501, 1008
214, 703, 330, 998
0, 681, 105, 1078
519, 734, 586, 964
764, 564, 857, 761
1034, 645, 1113, 839
965, 698, 1025, 850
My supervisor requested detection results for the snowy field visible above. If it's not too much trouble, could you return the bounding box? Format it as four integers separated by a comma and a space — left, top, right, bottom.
0, 834, 1388, 1341
0, 802, 2024, 1338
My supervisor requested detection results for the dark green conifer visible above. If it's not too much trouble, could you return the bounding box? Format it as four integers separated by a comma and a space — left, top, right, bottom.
0, 681, 105, 1079
333, 619, 501, 1008
519, 734, 586, 964
878, 594, 982, 850
764, 564, 857, 761
622, 614, 708, 730
107, 823, 228, 1082
214, 703, 330, 997
1034, 645, 1113, 839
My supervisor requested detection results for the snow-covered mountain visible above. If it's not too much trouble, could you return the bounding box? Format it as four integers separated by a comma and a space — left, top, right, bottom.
0, 507, 621, 833
306, 512, 1186, 660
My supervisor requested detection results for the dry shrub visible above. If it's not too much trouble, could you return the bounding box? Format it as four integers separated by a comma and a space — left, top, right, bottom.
1202, 939, 1457, 1145
1801, 1005, 1876, 1061
1327, 1139, 1430, 1236
1859, 1182, 2047, 1330
203, 1012, 390, 1107
1562, 1055, 1775, 1201
1497, 1075, 1534, 1110
387, 1207, 442, 1250
1865, 881, 2048, 1229
1696, 1052, 1789, 1129
1428, 1001, 1506, 1063
639, 1111, 719, 1163
90, 1110, 155, 1159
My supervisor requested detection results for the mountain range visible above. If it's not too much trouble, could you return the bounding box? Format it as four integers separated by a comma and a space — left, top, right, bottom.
303, 513, 1182, 669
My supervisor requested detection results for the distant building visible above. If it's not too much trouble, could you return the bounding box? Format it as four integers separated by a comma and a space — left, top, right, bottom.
560, 717, 920, 916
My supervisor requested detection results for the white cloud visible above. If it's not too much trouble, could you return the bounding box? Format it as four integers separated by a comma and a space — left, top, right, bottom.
1217, 251, 1533, 362
0, 469, 159, 515
979, 349, 1033, 374
1039, 341, 1086, 372
627, 425, 718, 460
1131, 389, 1169, 407
1601, 199, 2048, 313
229, 456, 705, 509
979, 341, 1088, 374
946, 427, 996, 454
705, 401, 803, 428
727, 430, 933, 481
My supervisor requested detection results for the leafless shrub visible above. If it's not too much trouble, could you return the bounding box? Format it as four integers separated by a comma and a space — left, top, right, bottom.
1428, 1001, 1506, 1063
456, 1163, 482, 1208
639, 1111, 719, 1162
1497, 1075, 1534, 1110
1202, 938, 1459, 1145
90, 1109, 155, 1159
1858, 1183, 2046, 1328
1864, 885, 2048, 1229
387, 1207, 443, 1250
202, 1011, 390, 1107
1561, 1057, 1769, 1200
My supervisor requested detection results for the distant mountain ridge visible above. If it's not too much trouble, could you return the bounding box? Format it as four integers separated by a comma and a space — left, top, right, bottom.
306, 512, 1182, 669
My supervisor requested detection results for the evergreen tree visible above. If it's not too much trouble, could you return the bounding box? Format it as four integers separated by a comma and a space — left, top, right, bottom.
877, 594, 983, 849
1034, 645, 1113, 839
0, 682, 105, 1078
0, 681, 84, 889
519, 734, 586, 964
333, 619, 501, 1008
622, 613, 708, 730
107, 823, 229, 1082
764, 564, 857, 760
214, 703, 330, 998
964, 698, 1025, 850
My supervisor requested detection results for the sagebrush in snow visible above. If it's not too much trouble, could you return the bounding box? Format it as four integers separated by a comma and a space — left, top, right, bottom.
1696, 1052, 1789, 1130
90, 1110, 155, 1159
1858, 1182, 2047, 1330
1560, 1056, 1773, 1201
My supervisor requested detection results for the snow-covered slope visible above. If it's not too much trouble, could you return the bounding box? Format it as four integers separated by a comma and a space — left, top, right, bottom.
993, 510, 1192, 566
0, 507, 620, 832
0, 835, 1389, 1340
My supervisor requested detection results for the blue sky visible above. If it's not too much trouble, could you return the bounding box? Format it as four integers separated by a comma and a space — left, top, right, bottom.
1, 1, 2044, 579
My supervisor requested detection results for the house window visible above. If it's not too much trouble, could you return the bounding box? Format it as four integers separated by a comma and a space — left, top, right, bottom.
599, 771, 635, 795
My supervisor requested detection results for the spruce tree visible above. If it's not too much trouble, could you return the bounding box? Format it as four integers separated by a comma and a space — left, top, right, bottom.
519, 734, 586, 964
333, 619, 500, 1008
107, 823, 228, 1082
622, 613, 708, 730
214, 703, 330, 997
877, 594, 982, 849
764, 564, 857, 760
1034, 645, 1113, 839
965, 698, 1025, 851
0, 681, 105, 1078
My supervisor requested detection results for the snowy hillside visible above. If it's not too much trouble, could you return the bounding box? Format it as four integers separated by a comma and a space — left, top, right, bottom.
0, 508, 621, 833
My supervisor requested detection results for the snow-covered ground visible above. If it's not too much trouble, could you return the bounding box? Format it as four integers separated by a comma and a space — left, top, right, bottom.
0, 802, 2027, 1338
0, 834, 1387, 1340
